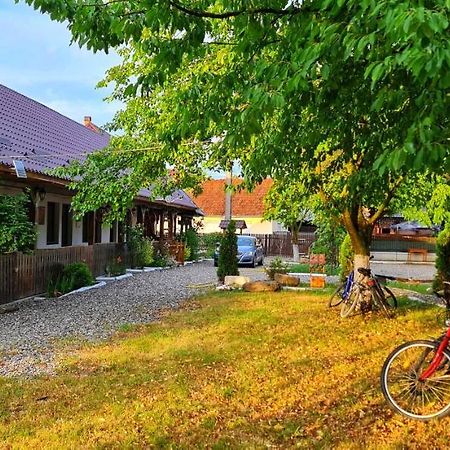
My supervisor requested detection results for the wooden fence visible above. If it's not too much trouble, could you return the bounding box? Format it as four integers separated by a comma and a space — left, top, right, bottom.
251, 233, 437, 258
0, 240, 187, 305
0, 244, 127, 305
252, 233, 316, 257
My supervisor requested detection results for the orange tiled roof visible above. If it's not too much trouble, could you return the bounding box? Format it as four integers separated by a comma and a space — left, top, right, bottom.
193, 178, 273, 216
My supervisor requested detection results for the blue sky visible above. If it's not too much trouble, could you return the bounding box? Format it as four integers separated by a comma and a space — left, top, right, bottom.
0, 1, 121, 127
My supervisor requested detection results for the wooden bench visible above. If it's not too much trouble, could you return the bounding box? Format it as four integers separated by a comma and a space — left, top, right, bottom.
407, 248, 428, 262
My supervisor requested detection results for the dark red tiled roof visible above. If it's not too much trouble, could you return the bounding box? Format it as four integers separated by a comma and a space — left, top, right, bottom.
0, 84, 110, 175
193, 178, 273, 216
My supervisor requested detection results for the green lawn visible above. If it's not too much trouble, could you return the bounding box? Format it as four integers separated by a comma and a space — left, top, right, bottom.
386, 280, 433, 296
0, 291, 448, 449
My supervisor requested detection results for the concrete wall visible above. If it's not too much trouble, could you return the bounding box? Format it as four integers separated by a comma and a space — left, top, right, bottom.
371, 251, 436, 263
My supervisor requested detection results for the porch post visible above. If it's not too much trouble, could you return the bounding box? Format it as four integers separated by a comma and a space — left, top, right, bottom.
168, 213, 174, 240
159, 211, 165, 238
173, 213, 178, 237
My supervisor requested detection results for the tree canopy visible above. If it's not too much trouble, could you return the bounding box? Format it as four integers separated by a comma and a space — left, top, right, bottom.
25, 0, 450, 256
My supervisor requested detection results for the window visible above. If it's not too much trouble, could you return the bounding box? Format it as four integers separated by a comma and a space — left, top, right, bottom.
82, 212, 94, 244
46, 202, 59, 245
110, 221, 117, 243
237, 237, 255, 247
61, 204, 72, 247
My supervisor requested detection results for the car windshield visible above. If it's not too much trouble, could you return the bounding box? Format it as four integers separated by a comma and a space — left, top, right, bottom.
238, 237, 255, 247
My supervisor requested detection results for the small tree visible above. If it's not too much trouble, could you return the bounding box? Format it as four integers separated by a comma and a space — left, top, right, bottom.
0, 193, 36, 254
433, 226, 450, 293
183, 228, 199, 261
217, 221, 239, 282
264, 180, 310, 262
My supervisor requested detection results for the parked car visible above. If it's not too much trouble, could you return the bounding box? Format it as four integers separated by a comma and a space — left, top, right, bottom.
214, 235, 264, 267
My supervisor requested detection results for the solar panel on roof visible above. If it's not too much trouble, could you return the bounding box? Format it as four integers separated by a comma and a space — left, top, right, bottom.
13, 159, 27, 178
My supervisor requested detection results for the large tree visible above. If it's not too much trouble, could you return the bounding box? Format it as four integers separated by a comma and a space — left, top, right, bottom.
26, 0, 449, 270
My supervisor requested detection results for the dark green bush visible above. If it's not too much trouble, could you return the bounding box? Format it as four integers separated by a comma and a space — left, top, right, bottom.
148, 240, 170, 267
127, 225, 154, 268
311, 222, 345, 268
198, 232, 223, 258
433, 226, 450, 292
0, 193, 36, 254
47, 262, 95, 297
183, 228, 199, 261
217, 221, 239, 282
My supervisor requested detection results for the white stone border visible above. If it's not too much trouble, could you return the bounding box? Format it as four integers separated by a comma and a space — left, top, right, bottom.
96, 273, 133, 282
58, 281, 106, 298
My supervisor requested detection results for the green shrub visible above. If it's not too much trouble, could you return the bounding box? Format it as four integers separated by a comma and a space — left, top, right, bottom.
127, 225, 154, 268
47, 262, 95, 297
46, 263, 65, 298
433, 226, 450, 292
105, 255, 126, 277
0, 193, 36, 254
311, 222, 346, 268
148, 240, 170, 267
183, 228, 199, 261
139, 238, 154, 266
217, 221, 239, 282
184, 246, 192, 262
339, 234, 354, 281
198, 232, 223, 258
265, 257, 289, 280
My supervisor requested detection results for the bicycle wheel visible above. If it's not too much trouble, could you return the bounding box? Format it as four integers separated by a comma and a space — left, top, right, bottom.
340, 288, 359, 318
381, 340, 450, 421
382, 286, 398, 308
329, 282, 345, 307
371, 287, 395, 318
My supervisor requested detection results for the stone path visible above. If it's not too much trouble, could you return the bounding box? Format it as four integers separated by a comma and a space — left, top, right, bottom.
0, 261, 266, 377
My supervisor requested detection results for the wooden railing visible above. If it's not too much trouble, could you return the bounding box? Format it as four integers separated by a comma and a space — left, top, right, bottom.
168, 241, 185, 265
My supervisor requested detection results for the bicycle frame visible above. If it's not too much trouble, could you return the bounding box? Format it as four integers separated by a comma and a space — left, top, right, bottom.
342, 270, 354, 300
419, 325, 450, 380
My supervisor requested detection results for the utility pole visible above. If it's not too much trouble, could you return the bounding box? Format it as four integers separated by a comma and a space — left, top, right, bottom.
224, 162, 232, 221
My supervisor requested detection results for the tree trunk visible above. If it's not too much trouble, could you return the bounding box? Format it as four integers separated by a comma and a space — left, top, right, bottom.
291, 222, 300, 262
292, 244, 300, 262
342, 207, 373, 280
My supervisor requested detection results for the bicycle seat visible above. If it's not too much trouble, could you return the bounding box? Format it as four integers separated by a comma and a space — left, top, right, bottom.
357, 267, 371, 277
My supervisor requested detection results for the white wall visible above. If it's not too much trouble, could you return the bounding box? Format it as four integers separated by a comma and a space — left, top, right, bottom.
200, 216, 285, 234
35, 193, 85, 249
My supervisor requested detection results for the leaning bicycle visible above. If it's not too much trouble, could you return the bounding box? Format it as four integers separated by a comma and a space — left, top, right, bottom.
338, 267, 397, 318
380, 319, 450, 420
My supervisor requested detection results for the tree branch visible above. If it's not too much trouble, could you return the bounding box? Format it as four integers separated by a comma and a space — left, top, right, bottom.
368, 176, 404, 225
169, 1, 301, 19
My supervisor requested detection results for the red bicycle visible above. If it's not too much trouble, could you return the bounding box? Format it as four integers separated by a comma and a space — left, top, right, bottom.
380, 318, 450, 420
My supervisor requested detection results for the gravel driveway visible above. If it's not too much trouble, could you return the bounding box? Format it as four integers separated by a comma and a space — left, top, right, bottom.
0, 261, 266, 378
